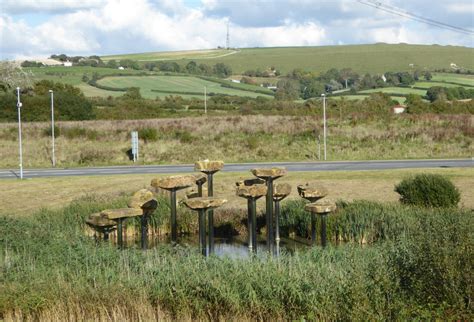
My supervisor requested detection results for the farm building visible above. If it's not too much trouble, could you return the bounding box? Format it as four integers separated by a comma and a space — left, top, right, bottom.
63, 61, 72, 67
391, 105, 406, 114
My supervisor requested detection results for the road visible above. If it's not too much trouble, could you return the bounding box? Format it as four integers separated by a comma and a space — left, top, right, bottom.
0, 159, 472, 179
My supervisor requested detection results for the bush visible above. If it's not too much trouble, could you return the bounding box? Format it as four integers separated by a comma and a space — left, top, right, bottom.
138, 127, 158, 143
394, 174, 460, 208
42, 125, 60, 138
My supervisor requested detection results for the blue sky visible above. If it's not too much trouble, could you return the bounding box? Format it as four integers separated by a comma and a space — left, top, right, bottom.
1, 0, 473, 59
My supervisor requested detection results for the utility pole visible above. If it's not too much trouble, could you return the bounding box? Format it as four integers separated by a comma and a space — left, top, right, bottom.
16, 87, 23, 179
49, 90, 56, 167
204, 86, 207, 114
322, 93, 327, 161
226, 20, 230, 49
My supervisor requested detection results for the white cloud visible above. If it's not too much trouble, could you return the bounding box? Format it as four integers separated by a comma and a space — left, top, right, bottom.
0, 0, 472, 59
446, 3, 474, 14
1, 0, 106, 13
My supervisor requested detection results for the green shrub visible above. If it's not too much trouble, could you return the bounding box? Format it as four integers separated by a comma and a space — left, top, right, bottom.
394, 174, 460, 207
174, 130, 195, 143
138, 127, 158, 143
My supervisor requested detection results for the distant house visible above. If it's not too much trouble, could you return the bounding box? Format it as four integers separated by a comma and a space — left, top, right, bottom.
231, 79, 240, 83
63, 61, 72, 67
266, 85, 277, 90
118, 66, 125, 70
381, 74, 387, 82
391, 105, 406, 114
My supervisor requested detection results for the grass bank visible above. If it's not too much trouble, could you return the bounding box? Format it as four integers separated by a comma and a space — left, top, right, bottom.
0, 114, 472, 168
0, 194, 472, 320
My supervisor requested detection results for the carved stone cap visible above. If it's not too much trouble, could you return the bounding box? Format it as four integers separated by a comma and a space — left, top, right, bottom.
194, 173, 207, 185
304, 199, 337, 214
273, 183, 291, 201
251, 167, 287, 179
128, 189, 155, 209
297, 183, 328, 202
236, 184, 267, 199
151, 175, 195, 190
235, 178, 265, 187
86, 213, 117, 228
100, 208, 142, 220
183, 197, 227, 210
195, 160, 224, 173
186, 187, 208, 199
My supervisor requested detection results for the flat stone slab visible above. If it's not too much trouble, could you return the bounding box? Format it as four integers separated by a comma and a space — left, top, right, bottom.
151, 175, 195, 190
305, 199, 337, 214
195, 160, 224, 173
297, 183, 328, 202
235, 178, 265, 187
184, 197, 227, 210
86, 213, 117, 228
236, 184, 267, 199
101, 208, 142, 220
128, 189, 155, 209
251, 167, 287, 179
273, 183, 291, 201
194, 173, 207, 185
186, 187, 208, 199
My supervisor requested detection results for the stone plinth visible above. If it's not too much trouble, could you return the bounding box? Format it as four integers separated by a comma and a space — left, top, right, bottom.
128, 189, 155, 209
273, 183, 291, 201
297, 183, 328, 202
235, 178, 265, 187
151, 175, 195, 190
236, 184, 267, 199
304, 199, 337, 214
251, 167, 287, 179
86, 213, 116, 228
194, 173, 207, 185
195, 160, 224, 173
101, 208, 142, 220
184, 197, 227, 210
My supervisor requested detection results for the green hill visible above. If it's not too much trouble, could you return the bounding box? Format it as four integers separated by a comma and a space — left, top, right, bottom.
101, 44, 474, 74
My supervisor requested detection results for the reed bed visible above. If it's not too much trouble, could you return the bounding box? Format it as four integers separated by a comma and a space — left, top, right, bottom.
1, 194, 472, 320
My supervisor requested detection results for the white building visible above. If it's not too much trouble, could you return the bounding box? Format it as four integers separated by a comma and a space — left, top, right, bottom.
63, 61, 72, 67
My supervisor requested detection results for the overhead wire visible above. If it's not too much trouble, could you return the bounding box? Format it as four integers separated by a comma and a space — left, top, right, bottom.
356, 0, 474, 36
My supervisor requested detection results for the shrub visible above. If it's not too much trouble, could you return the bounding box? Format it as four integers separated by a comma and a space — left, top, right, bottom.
138, 127, 158, 143
174, 130, 194, 143
394, 174, 460, 208
42, 125, 60, 138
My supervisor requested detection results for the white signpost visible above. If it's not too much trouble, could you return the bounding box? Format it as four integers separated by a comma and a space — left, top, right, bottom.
131, 131, 139, 162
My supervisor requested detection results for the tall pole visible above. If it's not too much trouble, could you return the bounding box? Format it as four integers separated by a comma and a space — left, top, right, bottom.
49, 90, 56, 167
204, 86, 207, 114
16, 87, 23, 180
322, 93, 327, 161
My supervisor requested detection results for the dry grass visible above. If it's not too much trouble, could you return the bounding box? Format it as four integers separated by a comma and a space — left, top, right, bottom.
1, 168, 472, 217
0, 114, 472, 168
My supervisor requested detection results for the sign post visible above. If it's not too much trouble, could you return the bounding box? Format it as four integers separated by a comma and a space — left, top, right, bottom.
131, 131, 139, 162
16, 87, 23, 179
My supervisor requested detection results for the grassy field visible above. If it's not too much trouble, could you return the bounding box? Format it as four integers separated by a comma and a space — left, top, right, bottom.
0, 168, 472, 217
96, 75, 273, 99
102, 49, 238, 61
431, 73, 474, 86
413, 81, 472, 89
103, 44, 474, 74
0, 115, 472, 169
358, 87, 427, 96
330, 95, 406, 104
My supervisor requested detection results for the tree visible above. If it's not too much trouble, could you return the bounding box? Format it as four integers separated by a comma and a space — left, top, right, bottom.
0, 61, 34, 91
213, 63, 232, 78
122, 87, 142, 100
424, 71, 433, 81
185, 61, 199, 74
106, 60, 118, 69
275, 78, 300, 100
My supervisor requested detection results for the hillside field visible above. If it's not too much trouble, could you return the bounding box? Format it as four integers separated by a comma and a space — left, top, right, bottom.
101, 44, 474, 74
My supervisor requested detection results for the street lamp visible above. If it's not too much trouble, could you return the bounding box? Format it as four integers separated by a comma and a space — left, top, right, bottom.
49, 90, 56, 167
321, 93, 327, 161
16, 87, 23, 179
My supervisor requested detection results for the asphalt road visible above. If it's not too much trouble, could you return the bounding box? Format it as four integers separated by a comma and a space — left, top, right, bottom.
0, 159, 472, 179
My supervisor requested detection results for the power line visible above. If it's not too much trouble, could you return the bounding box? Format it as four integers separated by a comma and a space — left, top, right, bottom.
357, 0, 474, 36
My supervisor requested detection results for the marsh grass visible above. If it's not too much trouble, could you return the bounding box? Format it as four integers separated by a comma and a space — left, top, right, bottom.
1, 194, 472, 320
0, 114, 472, 168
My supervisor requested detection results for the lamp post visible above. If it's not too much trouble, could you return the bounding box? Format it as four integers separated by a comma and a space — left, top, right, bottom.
49, 90, 56, 167
321, 93, 327, 161
16, 87, 23, 180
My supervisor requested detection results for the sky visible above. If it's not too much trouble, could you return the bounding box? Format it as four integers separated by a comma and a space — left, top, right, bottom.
0, 0, 473, 59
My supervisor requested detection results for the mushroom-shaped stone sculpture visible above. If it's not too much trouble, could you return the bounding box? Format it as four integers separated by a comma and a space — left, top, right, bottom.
297, 183, 328, 203
251, 167, 287, 253
151, 175, 195, 243
236, 180, 267, 252
183, 197, 227, 256
273, 183, 291, 245
98, 188, 158, 249
186, 173, 208, 199
304, 199, 337, 247
86, 212, 117, 241
195, 160, 224, 253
